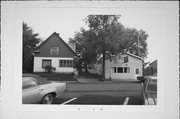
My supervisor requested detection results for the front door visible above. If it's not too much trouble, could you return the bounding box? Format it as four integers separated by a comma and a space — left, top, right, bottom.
134, 67, 140, 79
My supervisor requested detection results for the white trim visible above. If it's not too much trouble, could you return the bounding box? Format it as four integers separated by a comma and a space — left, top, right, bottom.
33, 57, 74, 72
125, 52, 143, 60
60, 98, 77, 105
123, 97, 130, 105
34, 57, 73, 60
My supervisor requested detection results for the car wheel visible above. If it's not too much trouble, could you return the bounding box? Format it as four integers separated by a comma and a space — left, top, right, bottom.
42, 94, 53, 104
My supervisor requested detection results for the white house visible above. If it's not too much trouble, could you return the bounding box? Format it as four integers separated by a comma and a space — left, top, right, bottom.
88, 52, 143, 80
33, 32, 77, 73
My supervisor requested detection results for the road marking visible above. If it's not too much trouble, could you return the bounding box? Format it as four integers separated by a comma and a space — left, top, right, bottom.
123, 97, 130, 105
60, 97, 77, 105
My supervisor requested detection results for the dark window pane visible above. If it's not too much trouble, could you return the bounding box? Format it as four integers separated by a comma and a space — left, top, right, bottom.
136, 68, 140, 74
42, 60, 51, 68
114, 67, 116, 73
124, 67, 130, 73
124, 56, 128, 63
117, 67, 123, 73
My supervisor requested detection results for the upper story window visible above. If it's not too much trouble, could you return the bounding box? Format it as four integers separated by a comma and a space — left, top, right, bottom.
50, 47, 59, 55
124, 56, 128, 63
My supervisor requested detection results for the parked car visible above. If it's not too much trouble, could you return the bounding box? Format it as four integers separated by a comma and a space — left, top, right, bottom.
22, 74, 67, 104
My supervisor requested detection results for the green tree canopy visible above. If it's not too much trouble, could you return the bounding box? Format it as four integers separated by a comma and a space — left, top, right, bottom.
23, 22, 41, 73
69, 15, 148, 79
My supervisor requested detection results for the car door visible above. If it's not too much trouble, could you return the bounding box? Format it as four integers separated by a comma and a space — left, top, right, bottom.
22, 78, 42, 104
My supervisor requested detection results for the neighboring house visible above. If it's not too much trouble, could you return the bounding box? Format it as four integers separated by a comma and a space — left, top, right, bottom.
149, 60, 157, 76
88, 52, 143, 80
33, 32, 77, 73
143, 60, 157, 76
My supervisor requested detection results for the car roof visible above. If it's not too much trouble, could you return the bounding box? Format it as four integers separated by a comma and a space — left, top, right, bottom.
23, 73, 51, 84
23, 73, 41, 78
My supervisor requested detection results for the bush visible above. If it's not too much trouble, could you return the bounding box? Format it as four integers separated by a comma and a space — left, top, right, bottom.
137, 76, 146, 82
45, 65, 56, 73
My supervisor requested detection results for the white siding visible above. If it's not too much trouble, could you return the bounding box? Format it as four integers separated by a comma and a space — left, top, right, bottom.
88, 54, 143, 80
34, 57, 74, 73
105, 54, 143, 80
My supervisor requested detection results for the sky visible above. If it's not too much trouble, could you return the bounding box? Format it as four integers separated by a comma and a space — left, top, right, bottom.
21, 7, 164, 62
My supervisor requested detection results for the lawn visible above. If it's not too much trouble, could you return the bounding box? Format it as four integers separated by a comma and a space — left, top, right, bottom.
78, 72, 101, 78
33, 72, 77, 81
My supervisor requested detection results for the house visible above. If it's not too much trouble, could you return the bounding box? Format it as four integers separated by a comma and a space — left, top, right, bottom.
88, 52, 143, 80
143, 60, 157, 76
148, 60, 157, 76
33, 32, 77, 73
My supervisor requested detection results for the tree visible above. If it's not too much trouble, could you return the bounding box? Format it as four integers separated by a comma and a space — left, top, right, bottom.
23, 22, 41, 73
85, 15, 123, 79
69, 28, 98, 73
70, 15, 148, 79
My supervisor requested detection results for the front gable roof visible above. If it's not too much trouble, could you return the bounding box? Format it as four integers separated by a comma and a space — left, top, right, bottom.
107, 52, 143, 62
125, 52, 143, 60
35, 32, 77, 57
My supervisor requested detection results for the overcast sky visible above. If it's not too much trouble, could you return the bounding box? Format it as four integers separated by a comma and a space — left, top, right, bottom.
22, 7, 164, 62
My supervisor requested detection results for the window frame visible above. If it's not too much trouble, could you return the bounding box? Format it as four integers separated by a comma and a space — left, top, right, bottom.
113, 67, 130, 73
50, 46, 59, 55
117, 67, 123, 73
42, 59, 52, 68
59, 60, 74, 68
135, 68, 140, 74
124, 67, 130, 73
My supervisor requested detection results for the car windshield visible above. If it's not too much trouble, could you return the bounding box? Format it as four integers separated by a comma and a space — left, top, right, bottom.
23, 74, 51, 85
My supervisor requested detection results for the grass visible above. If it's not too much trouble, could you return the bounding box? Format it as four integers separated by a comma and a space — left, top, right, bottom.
78, 72, 101, 79
33, 72, 77, 81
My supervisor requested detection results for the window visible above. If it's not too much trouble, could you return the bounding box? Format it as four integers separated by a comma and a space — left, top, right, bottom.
113, 67, 130, 73
117, 67, 123, 73
114, 67, 117, 73
59, 60, 73, 67
135, 68, 140, 74
50, 47, 59, 55
42, 59, 51, 68
124, 67, 130, 73
23, 78, 38, 90
124, 56, 128, 63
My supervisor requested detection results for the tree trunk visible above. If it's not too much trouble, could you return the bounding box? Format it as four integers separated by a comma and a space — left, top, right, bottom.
84, 64, 89, 73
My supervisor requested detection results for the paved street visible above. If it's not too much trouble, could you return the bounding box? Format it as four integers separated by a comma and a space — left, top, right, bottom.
53, 81, 144, 105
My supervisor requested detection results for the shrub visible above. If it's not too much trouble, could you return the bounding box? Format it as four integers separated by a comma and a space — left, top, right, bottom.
45, 65, 56, 73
